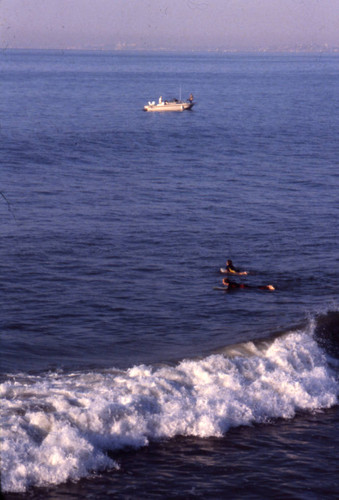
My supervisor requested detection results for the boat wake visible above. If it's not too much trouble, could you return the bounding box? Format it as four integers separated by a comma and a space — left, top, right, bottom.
1, 312, 338, 493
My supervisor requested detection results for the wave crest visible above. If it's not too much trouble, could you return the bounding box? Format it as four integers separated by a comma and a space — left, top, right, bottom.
1, 322, 338, 492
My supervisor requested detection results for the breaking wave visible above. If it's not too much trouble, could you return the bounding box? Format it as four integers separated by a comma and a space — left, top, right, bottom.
1, 313, 338, 493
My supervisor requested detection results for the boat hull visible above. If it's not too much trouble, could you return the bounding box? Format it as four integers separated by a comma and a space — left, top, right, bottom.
143, 101, 194, 112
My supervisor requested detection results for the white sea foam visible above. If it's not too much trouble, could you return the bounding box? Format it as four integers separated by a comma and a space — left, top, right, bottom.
1, 328, 338, 493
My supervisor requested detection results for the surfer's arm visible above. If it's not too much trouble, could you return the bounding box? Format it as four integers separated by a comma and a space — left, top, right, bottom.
226, 266, 237, 274
228, 267, 248, 275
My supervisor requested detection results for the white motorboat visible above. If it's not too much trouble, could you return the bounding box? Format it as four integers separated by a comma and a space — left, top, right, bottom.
143, 95, 195, 112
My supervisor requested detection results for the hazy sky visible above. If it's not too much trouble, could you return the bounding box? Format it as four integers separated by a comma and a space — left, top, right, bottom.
1, 0, 339, 51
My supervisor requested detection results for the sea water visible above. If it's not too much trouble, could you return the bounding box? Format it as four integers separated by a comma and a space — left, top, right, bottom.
0, 50, 338, 498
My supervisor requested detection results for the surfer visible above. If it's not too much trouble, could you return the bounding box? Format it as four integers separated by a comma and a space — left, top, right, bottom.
222, 278, 275, 291
221, 259, 248, 275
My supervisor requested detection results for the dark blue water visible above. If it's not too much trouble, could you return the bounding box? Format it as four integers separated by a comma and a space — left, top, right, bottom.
1, 50, 338, 498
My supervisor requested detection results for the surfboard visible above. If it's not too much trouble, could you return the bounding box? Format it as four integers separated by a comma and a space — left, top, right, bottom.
213, 286, 228, 291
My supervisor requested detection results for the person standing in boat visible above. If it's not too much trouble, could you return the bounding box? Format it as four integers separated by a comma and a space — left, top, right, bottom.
189, 93, 194, 102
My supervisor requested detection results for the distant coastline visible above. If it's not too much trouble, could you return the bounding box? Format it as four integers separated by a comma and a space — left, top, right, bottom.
1, 40, 339, 55
1, 45, 339, 55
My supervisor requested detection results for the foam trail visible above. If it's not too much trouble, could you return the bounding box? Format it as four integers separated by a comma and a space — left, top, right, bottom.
1, 327, 338, 493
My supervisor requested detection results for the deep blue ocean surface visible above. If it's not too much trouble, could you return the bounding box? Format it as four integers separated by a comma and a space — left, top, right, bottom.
1, 50, 338, 498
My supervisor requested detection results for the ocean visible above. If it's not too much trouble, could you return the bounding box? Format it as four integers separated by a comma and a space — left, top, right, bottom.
0, 50, 338, 499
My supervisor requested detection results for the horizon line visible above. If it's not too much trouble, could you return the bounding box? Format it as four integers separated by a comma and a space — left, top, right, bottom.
2, 46, 339, 55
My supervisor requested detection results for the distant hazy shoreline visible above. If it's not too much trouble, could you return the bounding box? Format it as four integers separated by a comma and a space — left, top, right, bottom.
2, 46, 339, 55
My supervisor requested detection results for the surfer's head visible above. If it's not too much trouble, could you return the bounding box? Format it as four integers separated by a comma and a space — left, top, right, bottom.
226, 260, 232, 266
222, 278, 229, 286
